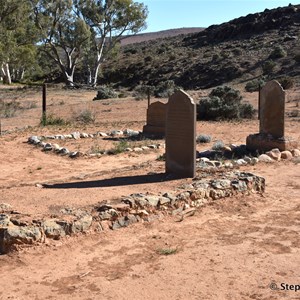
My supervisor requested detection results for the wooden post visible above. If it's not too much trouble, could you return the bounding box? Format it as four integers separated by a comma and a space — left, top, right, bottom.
42, 83, 47, 126
147, 87, 151, 108
258, 84, 261, 120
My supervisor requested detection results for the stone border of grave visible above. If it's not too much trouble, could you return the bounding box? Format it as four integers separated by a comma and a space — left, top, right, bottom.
197, 144, 300, 168
27, 129, 165, 159
0, 171, 265, 254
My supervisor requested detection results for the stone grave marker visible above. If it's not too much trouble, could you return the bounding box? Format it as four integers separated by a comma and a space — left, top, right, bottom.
165, 90, 196, 178
259, 80, 285, 138
143, 101, 167, 135
246, 80, 298, 151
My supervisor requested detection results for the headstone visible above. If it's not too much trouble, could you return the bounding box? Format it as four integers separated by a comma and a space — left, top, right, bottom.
143, 101, 167, 135
246, 80, 298, 151
259, 80, 285, 138
165, 90, 196, 178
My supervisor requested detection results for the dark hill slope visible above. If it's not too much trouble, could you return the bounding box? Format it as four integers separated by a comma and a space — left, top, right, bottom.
101, 4, 300, 90
120, 27, 204, 46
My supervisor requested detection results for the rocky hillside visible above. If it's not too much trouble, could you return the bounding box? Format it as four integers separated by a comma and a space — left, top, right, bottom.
120, 27, 205, 46
100, 4, 300, 90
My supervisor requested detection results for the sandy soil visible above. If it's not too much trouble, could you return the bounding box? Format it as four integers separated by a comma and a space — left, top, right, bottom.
0, 86, 299, 299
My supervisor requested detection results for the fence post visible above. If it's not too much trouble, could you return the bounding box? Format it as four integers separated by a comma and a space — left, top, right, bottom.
147, 87, 151, 108
258, 84, 261, 120
42, 83, 47, 126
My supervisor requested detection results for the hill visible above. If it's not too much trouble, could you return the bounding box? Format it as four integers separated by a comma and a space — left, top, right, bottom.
120, 27, 205, 46
100, 4, 300, 90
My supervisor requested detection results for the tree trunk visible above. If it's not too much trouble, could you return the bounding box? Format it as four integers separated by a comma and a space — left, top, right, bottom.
1, 63, 12, 85
91, 39, 106, 87
91, 61, 101, 87
57, 61, 75, 87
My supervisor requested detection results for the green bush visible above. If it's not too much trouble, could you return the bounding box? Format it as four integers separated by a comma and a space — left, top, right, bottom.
262, 60, 276, 74
0, 100, 21, 118
245, 79, 265, 92
239, 103, 256, 119
154, 80, 177, 98
134, 84, 155, 100
269, 46, 287, 59
196, 134, 212, 143
277, 76, 294, 90
232, 48, 243, 56
93, 85, 118, 100
75, 109, 95, 124
294, 53, 300, 63
40, 114, 68, 126
109, 140, 130, 155
212, 140, 225, 151
197, 86, 255, 120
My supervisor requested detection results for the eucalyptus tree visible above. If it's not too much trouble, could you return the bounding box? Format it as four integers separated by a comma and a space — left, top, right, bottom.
0, 0, 36, 84
32, 0, 91, 86
75, 0, 148, 86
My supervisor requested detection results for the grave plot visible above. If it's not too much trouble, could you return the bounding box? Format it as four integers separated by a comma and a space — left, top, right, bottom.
0, 88, 299, 255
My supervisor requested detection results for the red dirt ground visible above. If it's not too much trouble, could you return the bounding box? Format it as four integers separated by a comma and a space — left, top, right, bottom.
0, 86, 299, 299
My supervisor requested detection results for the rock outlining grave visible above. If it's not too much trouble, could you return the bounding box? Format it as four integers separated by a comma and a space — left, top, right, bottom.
165, 90, 196, 178
246, 80, 298, 151
143, 101, 167, 135
0, 171, 265, 254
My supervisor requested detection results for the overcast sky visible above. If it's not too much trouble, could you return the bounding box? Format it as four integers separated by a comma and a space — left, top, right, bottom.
136, 0, 297, 33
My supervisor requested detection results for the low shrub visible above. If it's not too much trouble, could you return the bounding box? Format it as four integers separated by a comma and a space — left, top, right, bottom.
277, 76, 294, 90
157, 248, 177, 255
154, 80, 177, 98
197, 86, 254, 120
269, 46, 287, 59
245, 79, 265, 92
239, 103, 256, 119
93, 85, 118, 100
262, 60, 276, 74
196, 134, 212, 143
75, 109, 95, 124
40, 114, 68, 126
109, 140, 130, 155
133, 85, 155, 100
0, 100, 21, 118
212, 140, 225, 151
294, 53, 300, 63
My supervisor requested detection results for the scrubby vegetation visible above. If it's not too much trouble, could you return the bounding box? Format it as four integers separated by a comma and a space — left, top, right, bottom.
197, 86, 255, 120
40, 114, 69, 126
196, 134, 212, 143
245, 79, 266, 92
93, 85, 118, 100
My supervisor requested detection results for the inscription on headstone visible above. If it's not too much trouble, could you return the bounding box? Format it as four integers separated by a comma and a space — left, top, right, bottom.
165, 90, 196, 178
259, 80, 285, 138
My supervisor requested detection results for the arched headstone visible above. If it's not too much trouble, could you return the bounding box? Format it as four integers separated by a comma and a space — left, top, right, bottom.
260, 80, 285, 138
165, 90, 196, 178
143, 101, 167, 135
246, 80, 298, 151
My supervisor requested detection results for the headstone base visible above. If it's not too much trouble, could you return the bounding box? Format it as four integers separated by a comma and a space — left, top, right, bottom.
246, 133, 298, 152
142, 124, 165, 135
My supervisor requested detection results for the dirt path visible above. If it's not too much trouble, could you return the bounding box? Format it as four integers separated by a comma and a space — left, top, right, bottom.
1, 162, 299, 300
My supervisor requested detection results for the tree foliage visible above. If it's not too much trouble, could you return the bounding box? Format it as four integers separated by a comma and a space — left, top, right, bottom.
32, 0, 91, 86
0, 0, 148, 86
0, 0, 38, 84
75, 0, 148, 86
